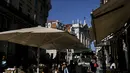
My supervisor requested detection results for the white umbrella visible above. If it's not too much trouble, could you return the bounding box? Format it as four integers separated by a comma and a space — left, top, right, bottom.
0, 26, 81, 49
0, 26, 85, 73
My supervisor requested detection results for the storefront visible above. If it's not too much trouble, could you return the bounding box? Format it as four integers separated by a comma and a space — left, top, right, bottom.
91, 0, 130, 72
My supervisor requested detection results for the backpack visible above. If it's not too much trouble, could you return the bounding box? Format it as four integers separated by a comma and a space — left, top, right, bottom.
94, 63, 98, 67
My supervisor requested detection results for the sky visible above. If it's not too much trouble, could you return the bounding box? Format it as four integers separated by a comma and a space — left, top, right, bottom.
48, 0, 100, 26
48, 0, 100, 51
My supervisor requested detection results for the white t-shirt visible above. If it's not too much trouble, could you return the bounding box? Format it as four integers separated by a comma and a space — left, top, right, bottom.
110, 63, 116, 69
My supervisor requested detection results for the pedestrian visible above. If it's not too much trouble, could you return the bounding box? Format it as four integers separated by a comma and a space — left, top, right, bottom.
59, 62, 69, 73
1, 56, 7, 73
110, 61, 116, 70
43, 65, 49, 73
90, 59, 98, 73
68, 60, 75, 73
54, 67, 59, 73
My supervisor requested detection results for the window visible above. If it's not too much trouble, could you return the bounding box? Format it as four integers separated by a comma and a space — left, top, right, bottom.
27, 5, 32, 18
28, 8, 31, 15
28, 9, 31, 13
40, 5, 43, 11
10, 0, 12, 3
71, 27, 75, 32
27, 0, 32, 5
6, 0, 12, 4
34, 0, 38, 9
106, 0, 108, 2
19, 3, 23, 12
19, 6, 22, 12
20, 0, 24, 4
6, 0, 10, 3
0, 16, 11, 31
103, 0, 108, 4
27, 14, 30, 18
27, 4, 32, 13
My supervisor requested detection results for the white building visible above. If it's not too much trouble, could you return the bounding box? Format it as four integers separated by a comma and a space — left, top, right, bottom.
45, 20, 59, 59
45, 20, 59, 28
45, 19, 92, 63
68, 18, 92, 63
70, 18, 91, 49
66, 49, 74, 64
71, 23, 80, 39
45, 20, 65, 60
46, 50, 57, 59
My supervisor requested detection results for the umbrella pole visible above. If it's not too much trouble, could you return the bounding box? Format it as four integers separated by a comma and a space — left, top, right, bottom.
37, 48, 40, 73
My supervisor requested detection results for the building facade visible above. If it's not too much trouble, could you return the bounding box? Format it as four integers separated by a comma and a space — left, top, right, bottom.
0, 0, 51, 68
100, 0, 111, 5
45, 20, 65, 63
46, 20, 59, 28
46, 20, 64, 30
70, 19, 91, 49
92, 0, 130, 72
64, 24, 72, 33
45, 19, 92, 64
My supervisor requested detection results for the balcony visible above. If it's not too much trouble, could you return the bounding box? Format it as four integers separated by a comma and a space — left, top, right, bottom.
0, 0, 39, 27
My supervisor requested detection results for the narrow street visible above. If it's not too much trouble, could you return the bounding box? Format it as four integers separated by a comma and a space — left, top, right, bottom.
0, 0, 130, 73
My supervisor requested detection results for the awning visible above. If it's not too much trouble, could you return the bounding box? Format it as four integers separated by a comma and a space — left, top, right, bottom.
92, 0, 130, 43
